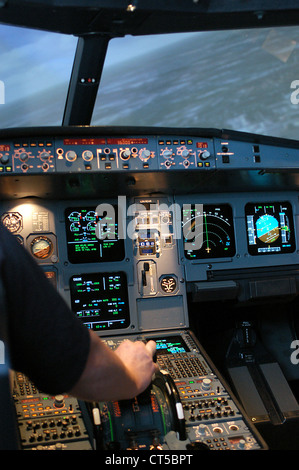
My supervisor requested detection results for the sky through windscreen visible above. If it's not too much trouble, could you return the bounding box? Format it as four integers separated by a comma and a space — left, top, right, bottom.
0, 24, 298, 141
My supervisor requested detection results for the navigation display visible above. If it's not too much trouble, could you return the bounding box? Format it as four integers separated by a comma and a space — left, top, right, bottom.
182, 204, 235, 259
70, 272, 130, 331
65, 206, 124, 263
245, 202, 295, 255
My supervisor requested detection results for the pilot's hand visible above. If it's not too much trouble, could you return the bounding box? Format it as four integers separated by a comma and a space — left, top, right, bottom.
114, 339, 159, 396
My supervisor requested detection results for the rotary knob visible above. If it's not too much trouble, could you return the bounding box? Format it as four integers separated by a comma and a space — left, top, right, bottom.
197, 424, 207, 435
181, 149, 190, 158
65, 150, 77, 162
201, 378, 212, 390
82, 150, 93, 161
200, 150, 211, 160
140, 149, 151, 161
238, 439, 246, 449
39, 151, 51, 161
0, 154, 9, 164
162, 150, 173, 159
120, 149, 131, 160
54, 394, 65, 408
19, 151, 29, 162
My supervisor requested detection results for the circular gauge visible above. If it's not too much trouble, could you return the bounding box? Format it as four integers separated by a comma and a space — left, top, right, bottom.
86, 210, 97, 221
1, 212, 23, 233
161, 276, 177, 293
30, 236, 53, 259
182, 204, 235, 259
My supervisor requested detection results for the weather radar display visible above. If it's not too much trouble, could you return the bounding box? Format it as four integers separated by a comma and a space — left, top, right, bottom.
245, 202, 295, 255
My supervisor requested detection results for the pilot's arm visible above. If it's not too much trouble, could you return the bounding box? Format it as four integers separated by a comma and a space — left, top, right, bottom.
70, 331, 158, 402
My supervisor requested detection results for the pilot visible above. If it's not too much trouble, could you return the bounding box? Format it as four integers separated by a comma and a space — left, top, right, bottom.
0, 222, 158, 401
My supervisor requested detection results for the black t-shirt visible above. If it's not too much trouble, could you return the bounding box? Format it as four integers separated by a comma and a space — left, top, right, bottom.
0, 224, 90, 395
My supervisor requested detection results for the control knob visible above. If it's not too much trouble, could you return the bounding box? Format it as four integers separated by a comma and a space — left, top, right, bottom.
197, 424, 207, 435
82, 150, 93, 161
120, 149, 131, 160
39, 151, 51, 161
181, 149, 190, 158
201, 378, 212, 391
65, 150, 77, 162
54, 394, 65, 408
140, 149, 151, 161
19, 151, 29, 162
162, 150, 173, 159
0, 154, 9, 165
200, 150, 211, 160
238, 439, 246, 450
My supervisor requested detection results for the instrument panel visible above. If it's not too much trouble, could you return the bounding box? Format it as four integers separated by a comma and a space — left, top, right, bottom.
0, 133, 215, 174
1, 189, 299, 336
0, 126, 299, 180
